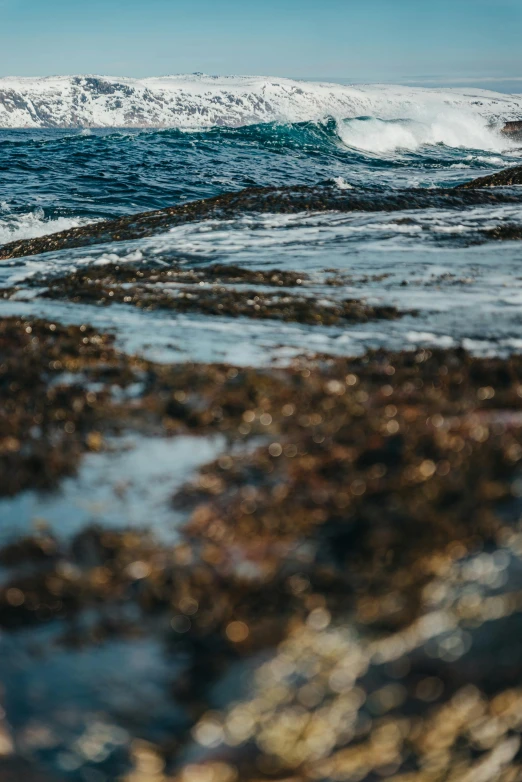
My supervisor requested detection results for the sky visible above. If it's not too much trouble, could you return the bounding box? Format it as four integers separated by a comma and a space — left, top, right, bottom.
1, 0, 521, 88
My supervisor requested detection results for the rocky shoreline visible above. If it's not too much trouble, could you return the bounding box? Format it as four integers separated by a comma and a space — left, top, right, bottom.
2, 262, 413, 327
2, 165, 522, 780
2, 166, 522, 263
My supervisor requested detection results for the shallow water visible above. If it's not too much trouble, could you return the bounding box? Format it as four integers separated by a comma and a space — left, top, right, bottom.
3, 209, 522, 363
0, 435, 225, 548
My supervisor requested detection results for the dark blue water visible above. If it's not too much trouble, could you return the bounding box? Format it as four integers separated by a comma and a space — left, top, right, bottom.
1, 120, 521, 228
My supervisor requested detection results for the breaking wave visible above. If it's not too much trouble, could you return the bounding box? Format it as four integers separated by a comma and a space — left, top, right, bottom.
0, 205, 98, 245
336, 112, 515, 155
1, 92, 521, 235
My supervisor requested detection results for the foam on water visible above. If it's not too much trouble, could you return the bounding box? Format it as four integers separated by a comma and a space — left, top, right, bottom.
0, 205, 98, 244
3, 204, 522, 366
336, 111, 515, 155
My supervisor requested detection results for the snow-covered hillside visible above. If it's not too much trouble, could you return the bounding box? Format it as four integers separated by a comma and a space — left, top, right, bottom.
1, 74, 522, 129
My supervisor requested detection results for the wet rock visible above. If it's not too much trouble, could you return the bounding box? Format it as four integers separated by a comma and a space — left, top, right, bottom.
19, 274, 408, 329
457, 164, 522, 189
4, 316, 522, 779
0, 759, 56, 781
0, 317, 146, 496
0, 534, 58, 566
502, 120, 522, 141
137, 262, 311, 288
3, 323, 522, 640
5, 262, 414, 326
481, 223, 522, 242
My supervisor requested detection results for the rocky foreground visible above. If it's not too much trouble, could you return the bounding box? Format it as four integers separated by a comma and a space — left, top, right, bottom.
2, 309, 522, 780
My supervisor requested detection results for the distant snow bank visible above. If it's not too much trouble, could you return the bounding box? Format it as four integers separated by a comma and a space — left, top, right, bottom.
1, 74, 522, 129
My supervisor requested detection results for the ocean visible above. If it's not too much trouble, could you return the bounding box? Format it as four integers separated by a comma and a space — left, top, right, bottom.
2, 75, 522, 780
2, 77, 522, 364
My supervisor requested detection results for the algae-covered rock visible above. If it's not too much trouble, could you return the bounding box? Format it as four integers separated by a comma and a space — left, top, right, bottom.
457, 164, 522, 189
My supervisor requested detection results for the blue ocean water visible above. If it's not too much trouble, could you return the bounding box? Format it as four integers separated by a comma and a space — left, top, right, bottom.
2, 88, 522, 781
1, 119, 520, 224
1, 117, 522, 362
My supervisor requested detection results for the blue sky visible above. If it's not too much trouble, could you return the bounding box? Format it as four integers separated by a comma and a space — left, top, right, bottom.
2, 0, 521, 88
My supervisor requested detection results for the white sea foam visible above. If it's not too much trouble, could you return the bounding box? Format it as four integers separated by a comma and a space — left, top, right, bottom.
336, 110, 515, 154
3, 225, 522, 364
10, 205, 515, 283
0, 75, 521, 130
332, 176, 354, 190
0, 207, 97, 245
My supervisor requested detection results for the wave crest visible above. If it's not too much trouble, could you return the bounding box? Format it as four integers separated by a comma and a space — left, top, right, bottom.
336, 112, 514, 155
0, 206, 97, 245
